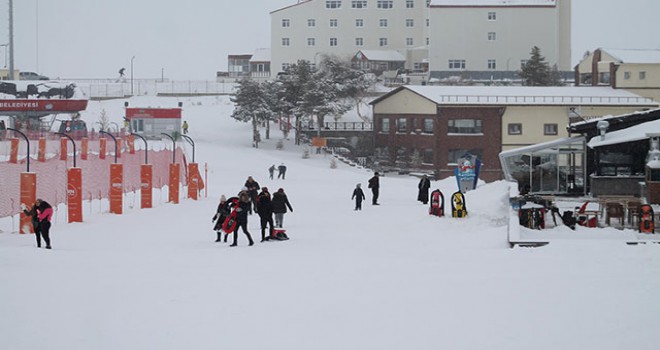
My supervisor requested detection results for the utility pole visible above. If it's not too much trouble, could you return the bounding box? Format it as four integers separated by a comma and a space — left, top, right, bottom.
8, 0, 15, 80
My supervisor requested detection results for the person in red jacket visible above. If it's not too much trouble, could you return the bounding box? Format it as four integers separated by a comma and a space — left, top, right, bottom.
36, 199, 53, 249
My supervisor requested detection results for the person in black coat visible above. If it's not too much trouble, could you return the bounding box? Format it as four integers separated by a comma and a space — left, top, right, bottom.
230, 192, 254, 247
256, 187, 275, 242
244, 176, 260, 213
212, 195, 232, 242
417, 175, 431, 204
277, 163, 287, 179
352, 183, 366, 210
272, 188, 293, 228
368, 172, 380, 205
21, 200, 41, 247
36, 199, 53, 249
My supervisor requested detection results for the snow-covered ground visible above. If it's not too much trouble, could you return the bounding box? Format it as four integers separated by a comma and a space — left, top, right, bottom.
1, 96, 659, 350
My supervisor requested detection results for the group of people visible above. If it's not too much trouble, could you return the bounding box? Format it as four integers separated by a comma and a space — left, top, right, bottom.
212, 175, 294, 246
21, 199, 54, 249
352, 172, 381, 210
268, 163, 288, 180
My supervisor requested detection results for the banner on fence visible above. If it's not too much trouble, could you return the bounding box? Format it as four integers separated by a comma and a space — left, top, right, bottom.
169, 163, 180, 204
67, 168, 82, 223
60, 138, 68, 161
110, 163, 123, 214
81, 137, 88, 160
9, 138, 18, 164
141, 164, 153, 209
99, 138, 106, 160
188, 163, 199, 200
117, 138, 122, 159
20, 172, 36, 234
38, 138, 46, 162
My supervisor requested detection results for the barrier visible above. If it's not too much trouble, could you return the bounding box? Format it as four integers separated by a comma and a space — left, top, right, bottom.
67, 168, 83, 223
99, 138, 106, 159
38, 138, 46, 162
169, 163, 180, 204
60, 138, 68, 161
81, 137, 88, 160
188, 163, 199, 200
9, 138, 18, 163
19, 173, 36, 234
141, 164, 153, 209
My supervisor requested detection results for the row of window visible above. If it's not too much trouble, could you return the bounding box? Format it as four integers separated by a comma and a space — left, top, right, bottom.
508, 123, 558, 136
448, 59, 529, 70
285, 37, 419, 47
377, 117, 559, 136
327, 0, 427, 9
282, 18, 428, 28
375, 147, 483, 165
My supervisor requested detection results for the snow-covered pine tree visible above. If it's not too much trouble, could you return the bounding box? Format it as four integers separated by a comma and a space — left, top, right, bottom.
519, 46, 551, 86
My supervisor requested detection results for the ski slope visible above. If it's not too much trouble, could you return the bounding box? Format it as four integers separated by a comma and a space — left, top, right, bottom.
1, 96, 659, 350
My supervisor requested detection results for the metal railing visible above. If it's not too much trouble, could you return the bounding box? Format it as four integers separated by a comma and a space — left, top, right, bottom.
68, 80, 239, 99
437, 94, 657, 105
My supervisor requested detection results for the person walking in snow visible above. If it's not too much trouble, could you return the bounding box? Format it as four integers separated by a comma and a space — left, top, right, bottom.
212, 195, 232, 242
277, 163, 287, 179
368, 172, 380, 205
230, 192, 254, 247
182, 121, 189, 134
31, 199, 53, 249
272, 188, 293, 228
244, 176, 260, 213
268, 164, 276, 180
352, 183, 366, 210
417, 175, 431, 205
256, 187, 275, 242
21, 200, 42, 247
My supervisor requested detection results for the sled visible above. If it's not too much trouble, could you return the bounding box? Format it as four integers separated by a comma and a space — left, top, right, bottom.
221, 210, 238, 234
576, 201, 598, 228
429, 189, 444, 217
639, 204, 655, 234
451, 191, 467, 218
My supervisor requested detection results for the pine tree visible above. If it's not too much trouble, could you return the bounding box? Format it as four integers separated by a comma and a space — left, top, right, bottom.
519, 46, 551, 86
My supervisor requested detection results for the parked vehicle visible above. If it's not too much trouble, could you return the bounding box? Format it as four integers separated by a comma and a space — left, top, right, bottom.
19, 71, 49, 81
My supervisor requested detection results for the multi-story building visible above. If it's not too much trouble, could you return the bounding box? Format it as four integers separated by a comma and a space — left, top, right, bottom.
575, 48, 660, 102
369, 86, 657, 181
427, 0, 572, 82
270, 0, 430, 75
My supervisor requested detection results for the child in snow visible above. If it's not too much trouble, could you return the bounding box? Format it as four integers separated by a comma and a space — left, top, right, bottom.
212, 195, 232, 242
352, 184, 366, 211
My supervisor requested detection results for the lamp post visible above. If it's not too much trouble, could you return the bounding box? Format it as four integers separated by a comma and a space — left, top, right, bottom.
8, 0, 15, 80
180, 134, 195, 163
7, 127, 29, 172
131, 55, 136, 96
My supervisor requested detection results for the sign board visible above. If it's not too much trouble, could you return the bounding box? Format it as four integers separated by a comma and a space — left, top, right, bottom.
454, 153, 481, 193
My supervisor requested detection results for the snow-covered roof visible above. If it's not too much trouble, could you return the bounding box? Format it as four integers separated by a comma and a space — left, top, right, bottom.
429, 0, 555, 6
587, 119, 660, 148
569, 108, 660, 128
250, 48, 270, 63
600, 48, 660, 64
355, 50, 405, 62
398, 86, 658, 106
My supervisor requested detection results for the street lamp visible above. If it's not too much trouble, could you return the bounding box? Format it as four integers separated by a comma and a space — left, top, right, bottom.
131, 55, 136, 96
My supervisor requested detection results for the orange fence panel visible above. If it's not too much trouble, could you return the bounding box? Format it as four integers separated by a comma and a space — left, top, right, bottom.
67, 168, 83, 223
9, 138, 19, 164
60, 137, 68, 161
81, 137, 88, 160
169, 163, 180, 204
188, 163, 199, 200
99, 138, 106, 160
38, 138, 46, 162
141, 164, 153, 209
20, 173, 36, 234
109, 163, 123, 214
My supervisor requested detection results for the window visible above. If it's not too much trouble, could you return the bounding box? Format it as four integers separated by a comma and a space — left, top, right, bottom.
520, 60, 528, 67
488, 59, 496, 70
282, 63, 290, 71
599, 72, 611, 84
406, 0, 414, 8
488, 32, 496, 41
379, 38, 388, 47
381, 117, 390, 133
624, 71, 631, 80
397, 118, 407, 133
281, 38, 290, 46
488, 12, 496, 20
640, 71, 647, 80
307, 38, 315, 46
352, 0, 367, 8
326, 1, 342, 9
423, 119, 434, 134
377, 0, 393, 9
448, 59, 466, 70
406, 19, 414, 27
355, 37, 364, 46
406, 38, 414, 46
132, 119, 144, 132
448, 149, 483, 165
580, 73, 592, 85
508, 123, 522, 135
426, 37, 429, 45
379, 19, 388, 27
330, 38, 338, 46
282, 19, 290, 27
426, 18, 430, 27
308, 19, 316, 27
355, 18, 364, 27
544, 123, 558, 136
448, 119, 482, 134
330, 19, 338, 27
423, 149, 434, 164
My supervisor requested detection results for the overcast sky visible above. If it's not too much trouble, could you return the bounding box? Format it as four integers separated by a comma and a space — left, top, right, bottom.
0, 0, 658, 80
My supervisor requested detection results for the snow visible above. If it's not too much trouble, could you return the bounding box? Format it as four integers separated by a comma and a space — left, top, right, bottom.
402, 85, 658, 106
587, 119, 660, 148
602, 48, 660, 64
2, 95, 660, 350
356, 50, 406, 62
250, 48, 271, 63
